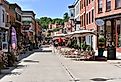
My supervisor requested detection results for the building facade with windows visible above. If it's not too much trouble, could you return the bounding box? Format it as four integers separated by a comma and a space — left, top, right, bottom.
96, 0, 121, 55
80, 0, 97, 50
74, 0, 81, 31
0, 0, 14, 52
35, 21, 42, 46
22, 11, 36, 45
9, 3, 23, 51
68, 5, 75, 32
68, 0, 97, 51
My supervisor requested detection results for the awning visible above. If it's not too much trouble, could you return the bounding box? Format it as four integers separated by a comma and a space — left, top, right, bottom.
71, 30, 96, 37
53, 30, 96, 38
53, 33, 67, 37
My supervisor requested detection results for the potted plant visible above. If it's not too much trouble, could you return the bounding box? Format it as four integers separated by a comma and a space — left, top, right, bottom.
98, 37, 105, 57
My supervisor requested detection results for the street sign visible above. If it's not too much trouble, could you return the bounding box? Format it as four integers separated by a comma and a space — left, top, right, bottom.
96, 19, 104, 26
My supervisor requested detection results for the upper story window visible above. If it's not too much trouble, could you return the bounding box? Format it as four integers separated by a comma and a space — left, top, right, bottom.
115, 0, 121, 9
86, 13, 88, 25
16, 13, 21, 22
89, 12, 91, 24
2, 10, 5, 23
86, 0, 88, 6
98, 0, 103, 13
89, 0, 91, 4
82, 15, 84, 26
70, 8, 75, 17
106, 0, 111, 11
81, 0, 83, 9
75, 2, 80, 16
92, 9, 94, 23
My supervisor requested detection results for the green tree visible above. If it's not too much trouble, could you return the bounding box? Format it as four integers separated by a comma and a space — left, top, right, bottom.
38, 16, 66, 30
52, 18, 64, 25
63, 12, 69, 22
39, 17, 52, 29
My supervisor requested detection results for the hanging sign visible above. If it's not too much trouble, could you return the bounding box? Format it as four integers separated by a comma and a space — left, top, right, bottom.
95, 19, 104, 26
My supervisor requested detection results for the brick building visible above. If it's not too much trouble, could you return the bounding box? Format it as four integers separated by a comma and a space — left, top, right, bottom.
22, 11, 36, 45
68, 0, 97, 50
95, 0, 121, 56
35, 21, 42, 46
48, 23, 63, 37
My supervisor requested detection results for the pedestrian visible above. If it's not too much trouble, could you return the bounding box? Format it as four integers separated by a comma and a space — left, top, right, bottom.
53, 40, 58, 53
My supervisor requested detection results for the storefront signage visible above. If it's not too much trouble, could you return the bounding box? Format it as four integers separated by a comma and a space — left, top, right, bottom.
96, 19, 104, 26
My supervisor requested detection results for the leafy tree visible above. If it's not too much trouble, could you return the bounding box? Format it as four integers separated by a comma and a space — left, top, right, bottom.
63, 12, 69, 22
39, 17, 52, 29
52, 18, 64, 25
38, 14, 69, 30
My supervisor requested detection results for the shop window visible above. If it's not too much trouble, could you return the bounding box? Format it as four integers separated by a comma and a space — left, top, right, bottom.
106, 0, 111, 11
115, 0, 121, 9
116, 19, 121, 47
106, 20, 112, 47
98, 0, 103, 13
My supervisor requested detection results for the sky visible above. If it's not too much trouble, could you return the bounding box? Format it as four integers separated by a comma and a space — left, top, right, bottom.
8, 0, 75, 19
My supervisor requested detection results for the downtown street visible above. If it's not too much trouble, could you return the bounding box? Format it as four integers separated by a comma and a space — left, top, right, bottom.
0, 46, 121, 82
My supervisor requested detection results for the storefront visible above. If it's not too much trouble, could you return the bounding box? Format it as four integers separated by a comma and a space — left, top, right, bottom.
0, 28, 8, 52
97, 14, 121, 53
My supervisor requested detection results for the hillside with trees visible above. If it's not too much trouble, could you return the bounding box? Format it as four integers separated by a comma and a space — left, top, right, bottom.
38, 12, 69, 30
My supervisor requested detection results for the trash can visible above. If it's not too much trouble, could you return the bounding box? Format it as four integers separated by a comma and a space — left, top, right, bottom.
98, 48, 105, 57
107, 46, 116, 60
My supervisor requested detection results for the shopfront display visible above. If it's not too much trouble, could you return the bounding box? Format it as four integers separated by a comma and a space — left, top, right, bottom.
0, 30, 8, 52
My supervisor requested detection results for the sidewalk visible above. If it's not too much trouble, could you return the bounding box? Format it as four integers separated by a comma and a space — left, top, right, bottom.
57, 53, 121, 82
0, 49, 36, 79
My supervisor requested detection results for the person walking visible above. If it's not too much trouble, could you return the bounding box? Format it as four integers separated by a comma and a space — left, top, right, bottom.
53, 40, 58, 53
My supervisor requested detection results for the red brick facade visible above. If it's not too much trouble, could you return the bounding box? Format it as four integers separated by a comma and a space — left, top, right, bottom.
80, 0, 96, 30
96, 0, 121, 18
95, 0, 121, 53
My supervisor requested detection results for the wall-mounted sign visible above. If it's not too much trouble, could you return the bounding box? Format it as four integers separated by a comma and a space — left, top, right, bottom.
96, 19, 104, 26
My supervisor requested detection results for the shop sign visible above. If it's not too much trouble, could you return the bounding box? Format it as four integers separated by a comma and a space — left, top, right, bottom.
96, 19, 104, 26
